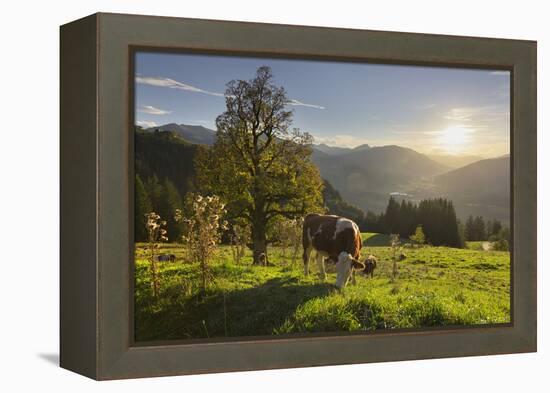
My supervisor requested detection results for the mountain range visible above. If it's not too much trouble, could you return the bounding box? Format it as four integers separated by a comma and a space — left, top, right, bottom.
434, 155, 510, 221
141, 123, 510, 222
146, 123, 217, 145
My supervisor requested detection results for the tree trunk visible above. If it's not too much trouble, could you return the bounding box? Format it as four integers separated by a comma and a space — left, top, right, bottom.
252, 219, 268, 265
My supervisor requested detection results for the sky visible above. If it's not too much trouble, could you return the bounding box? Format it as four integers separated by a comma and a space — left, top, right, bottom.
135, 51, 510, 158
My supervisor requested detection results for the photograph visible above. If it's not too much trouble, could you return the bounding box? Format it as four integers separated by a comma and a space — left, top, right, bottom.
132, 51, 511, 342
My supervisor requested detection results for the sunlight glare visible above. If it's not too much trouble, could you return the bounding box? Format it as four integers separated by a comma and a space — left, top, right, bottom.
437, 125, 473, 154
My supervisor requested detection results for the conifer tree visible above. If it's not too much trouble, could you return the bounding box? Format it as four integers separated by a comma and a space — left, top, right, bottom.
135, 175, 152, 242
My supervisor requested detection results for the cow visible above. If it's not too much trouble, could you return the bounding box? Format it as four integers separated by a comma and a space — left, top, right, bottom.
362, 255, 377, 278
156, 254, 176, 262
302, 213, 364, 289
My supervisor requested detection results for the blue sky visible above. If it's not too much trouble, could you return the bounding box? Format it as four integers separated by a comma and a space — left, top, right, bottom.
135, 51, 510, 158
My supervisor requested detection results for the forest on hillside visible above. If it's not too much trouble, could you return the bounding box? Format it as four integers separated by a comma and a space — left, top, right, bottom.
135, 128, 509, 249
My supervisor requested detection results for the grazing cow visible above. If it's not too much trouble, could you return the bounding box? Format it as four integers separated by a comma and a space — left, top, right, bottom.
156, 254, 176, 262
362, 255, 377, 278
302, 213, 364, 288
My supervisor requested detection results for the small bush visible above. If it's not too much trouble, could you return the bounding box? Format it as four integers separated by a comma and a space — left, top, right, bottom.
493, 239, 509, 251
175, 194, 228, 293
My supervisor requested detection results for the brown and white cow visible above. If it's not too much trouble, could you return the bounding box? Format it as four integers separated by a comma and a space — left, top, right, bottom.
302, 213, 364, 289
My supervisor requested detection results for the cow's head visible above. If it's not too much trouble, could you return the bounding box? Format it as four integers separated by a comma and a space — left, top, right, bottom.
335, 252, 364, 289
365, 255, 377, 268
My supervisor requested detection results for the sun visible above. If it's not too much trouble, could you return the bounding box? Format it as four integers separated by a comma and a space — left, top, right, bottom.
437, 125, 472, 154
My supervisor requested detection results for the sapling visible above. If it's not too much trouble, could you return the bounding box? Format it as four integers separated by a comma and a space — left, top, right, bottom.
145, 212, 168, 297
175, 194, 228, 294
390, 234, 402, 282
272, 217, 303, 265
229, 222, 250, 265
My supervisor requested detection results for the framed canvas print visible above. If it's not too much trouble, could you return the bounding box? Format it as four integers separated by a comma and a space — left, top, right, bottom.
60, 13, 537, 380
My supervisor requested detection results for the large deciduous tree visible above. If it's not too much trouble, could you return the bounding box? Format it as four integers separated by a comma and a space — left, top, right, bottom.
195, 66, 323, 264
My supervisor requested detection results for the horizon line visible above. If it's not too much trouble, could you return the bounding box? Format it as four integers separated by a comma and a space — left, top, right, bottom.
134, 121, 508, 159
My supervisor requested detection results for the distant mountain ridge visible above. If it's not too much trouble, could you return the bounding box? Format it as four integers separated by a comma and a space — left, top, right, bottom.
314, 143, 353, 156
435, 155, 510, 192
428, 154, 483, 169
145, 123, 216, 145
138, 123, 510, 222
312, 144, 450, 214
433, 155, 510, 222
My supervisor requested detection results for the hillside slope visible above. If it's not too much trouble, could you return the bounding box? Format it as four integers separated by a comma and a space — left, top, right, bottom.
135, 129, 198, 197
434, 155, 510, 222
313, 145, 449, 213
146, 123, 216, 145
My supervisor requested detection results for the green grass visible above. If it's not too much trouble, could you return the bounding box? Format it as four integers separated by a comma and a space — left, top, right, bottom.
466, 241, 485, 251
361, 232, 408, 246
134, 235, 510, 341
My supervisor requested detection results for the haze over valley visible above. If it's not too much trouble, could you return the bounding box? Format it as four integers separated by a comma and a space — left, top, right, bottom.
139, 123, 510, 223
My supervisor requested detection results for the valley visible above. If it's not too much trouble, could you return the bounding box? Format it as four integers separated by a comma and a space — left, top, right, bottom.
139, 123, 510, 223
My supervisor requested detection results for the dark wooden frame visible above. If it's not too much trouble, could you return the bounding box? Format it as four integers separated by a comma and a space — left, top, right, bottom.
60, 12, 537, 380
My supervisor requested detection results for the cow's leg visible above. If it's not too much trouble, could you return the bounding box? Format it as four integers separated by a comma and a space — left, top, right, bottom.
316, 254, 326, 281
351, 269, 357, 285
303, 246, 312, 276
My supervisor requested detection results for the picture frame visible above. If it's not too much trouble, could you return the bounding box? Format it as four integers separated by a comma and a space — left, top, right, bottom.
60, 12, 537, 380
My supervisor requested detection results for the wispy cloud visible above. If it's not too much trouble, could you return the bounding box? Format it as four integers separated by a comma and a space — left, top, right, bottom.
136, 120, 158, 128
136, 76, 225, 97
444, 107, 479, 122
137, 75, 325, 109
490, 71, 510, 76
288, 99, 325, 110
138, 105, 172, 115
443, 106, 508, 125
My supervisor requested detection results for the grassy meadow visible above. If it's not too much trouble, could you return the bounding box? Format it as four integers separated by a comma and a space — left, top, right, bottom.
134, 234, 510, 342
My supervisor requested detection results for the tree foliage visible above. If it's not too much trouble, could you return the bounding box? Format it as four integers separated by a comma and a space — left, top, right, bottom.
409, 225, 426, 246
135, 128, 197, 197
135, 175, 152, 242
134, 174, 183, 242
380, 197, 464, 248
418, 198, 463, 248
195, 66, 324, 264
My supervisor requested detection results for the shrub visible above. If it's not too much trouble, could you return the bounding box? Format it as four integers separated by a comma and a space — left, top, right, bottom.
271, 217, 303, 265
229, 222, 250, 265
390, 234, 401, 282
493, 239, 509, 251
175, 194, 228, 293
144, 212, 168, 297
409, 225, 426, 247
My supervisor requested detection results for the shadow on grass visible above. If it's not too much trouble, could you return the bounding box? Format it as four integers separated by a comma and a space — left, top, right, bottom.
135, 276, 334, 342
